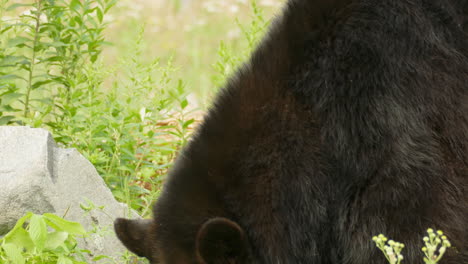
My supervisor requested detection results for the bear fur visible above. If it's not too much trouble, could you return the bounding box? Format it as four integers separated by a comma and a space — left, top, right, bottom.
114, 0, 468, 263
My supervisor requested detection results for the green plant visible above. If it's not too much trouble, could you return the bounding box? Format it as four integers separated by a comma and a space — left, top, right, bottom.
211, 0, 269, 88
0, 0, 191, 214
89, 25, 193, 213
0, 212, 87, 264
421, 229, 452, 264
373, 229, 453, 264
1, 0, 275, 216
0, 0, 116, 125
373, 234, 405, 264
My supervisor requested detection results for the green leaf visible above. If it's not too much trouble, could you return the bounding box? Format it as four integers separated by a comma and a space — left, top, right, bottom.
73, 16, 83, 26
34, 43, 48, 52
57, 255, 73, 264
0, 105, 21, 112
180, 98, 188, 109
43, 213, 86, 235
45, 231, 69, 250
2, 212, 33, 242
0, 55, 30, 66
6, 3, 34, 11
7, 37, 31, 48
41, 56, 64, 63
79, 203, 92, 212
182, 119, 195, 129
92, 255, 111, 261
0, 116, 15, 125
70, 0, 82, 12
0, 74, 26, 81
61, 34, 73, 44
96, 7, 104, 23
104, 0, 118, 13
2, 227, 34, 252
28, 214, 47, 252
1, 23, 33, 34
91, 54, 98, 63
32, 80, 53, 90
1, 92, 23, 105
1, 243, 25, 264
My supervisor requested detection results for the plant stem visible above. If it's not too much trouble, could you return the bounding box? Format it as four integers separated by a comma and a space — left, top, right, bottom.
24, 0, 43, 118
0, 1, 7, 29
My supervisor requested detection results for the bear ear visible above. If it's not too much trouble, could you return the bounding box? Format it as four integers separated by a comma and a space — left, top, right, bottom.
196, 217, 247, 264
114, 218, 153, 258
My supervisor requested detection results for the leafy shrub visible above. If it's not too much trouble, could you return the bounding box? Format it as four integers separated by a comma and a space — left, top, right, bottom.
0, 0, 192, 214
0, 0, 270, 215
0, 0, 116, 124
0, 212, 87, 264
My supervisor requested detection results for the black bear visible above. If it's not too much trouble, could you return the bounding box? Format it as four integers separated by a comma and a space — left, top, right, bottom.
114, 0, 468, 263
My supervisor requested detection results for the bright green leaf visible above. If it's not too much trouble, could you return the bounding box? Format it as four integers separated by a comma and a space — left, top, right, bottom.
70, 0, 82, 12
73, 16, 83, 26
57, 255, 73, 264
180, 98, 188, 109
2, 243, 25, 264
182, 119, 195, 129
2, 227, 34, 252
96, 7, 103, 23
2, 212, 33, 242
104, 0, 118, 13
45, 231, 69, 250
92, 255, 111, 261
43, 213, 86, 235
28, 214, 47, 252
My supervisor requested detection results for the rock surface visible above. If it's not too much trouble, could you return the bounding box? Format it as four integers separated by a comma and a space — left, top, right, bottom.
0, 126, 139, 261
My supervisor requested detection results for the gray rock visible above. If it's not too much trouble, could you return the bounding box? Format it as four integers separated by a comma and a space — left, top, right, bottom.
0, 126, 140, 262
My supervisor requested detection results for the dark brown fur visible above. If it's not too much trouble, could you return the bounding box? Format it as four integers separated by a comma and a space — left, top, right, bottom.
115, 0, 468, 263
